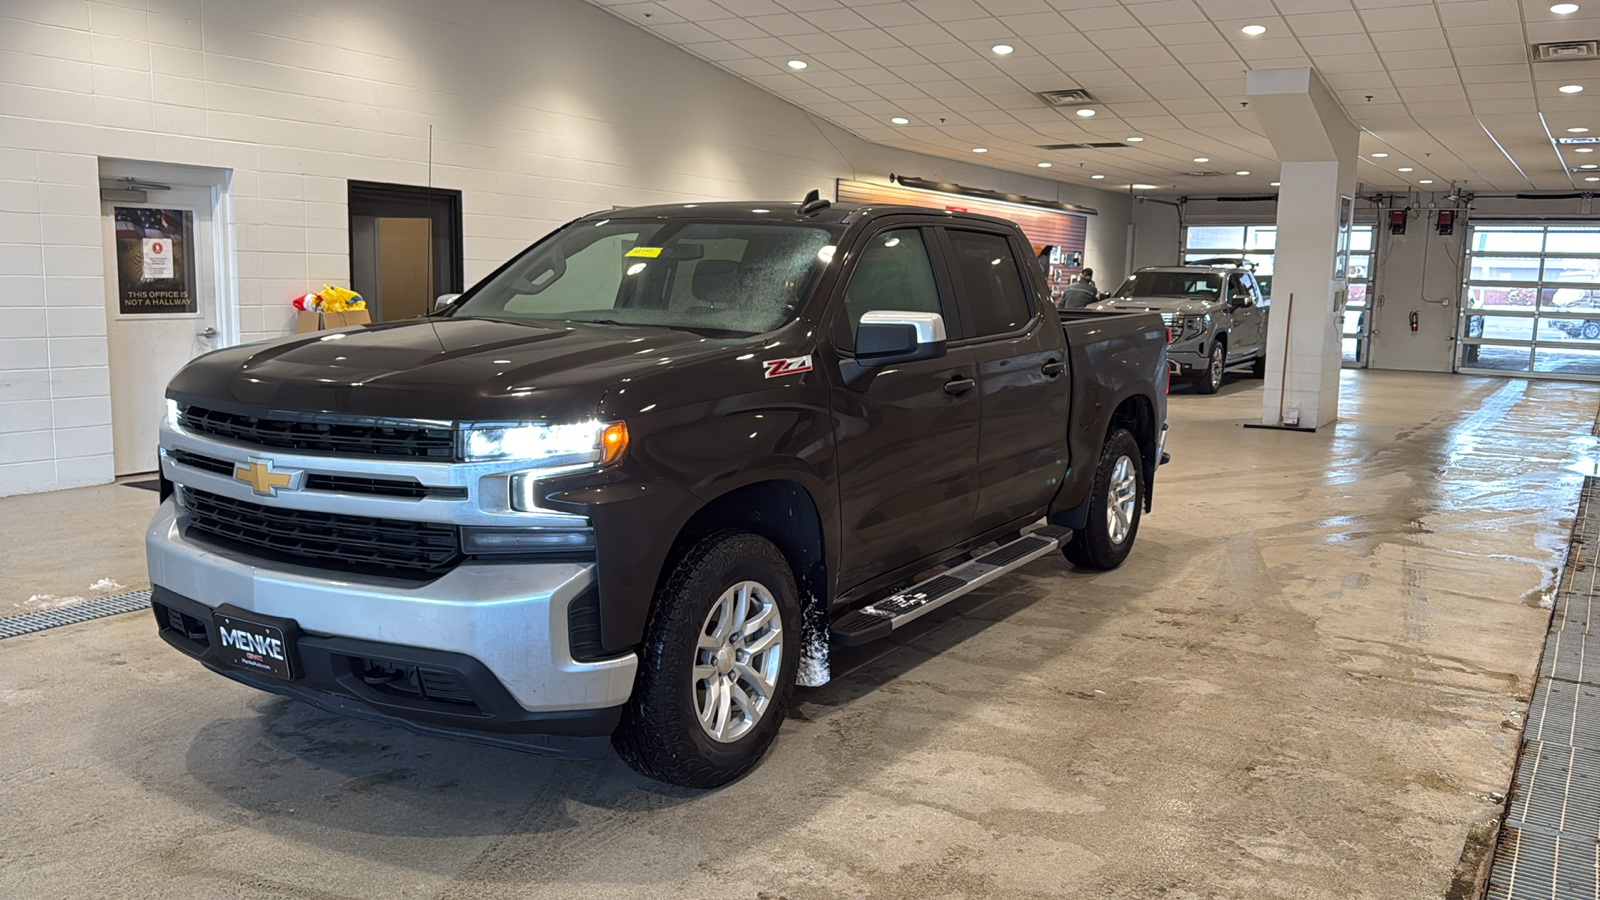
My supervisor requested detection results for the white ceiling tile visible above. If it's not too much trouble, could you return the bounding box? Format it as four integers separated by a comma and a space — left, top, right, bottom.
809, 49, 880, 68
834, 28, 904, 50
1167, 41, 1241, 63
1380, 47, 1455, 70
609, 2, 688, 24
1369, 27, 1447, 51
1298, 34, 1375, 57
712, 0, 788, 15
1013, 71, 1075, 90
1390, 68, 1463, 87
997, 11, 1076, 32
732, 36, 799, 56
1465, 81, 1535, 100
854, 4, 934, 27
785, 32, 851, 53
886, 23, 957, 44
1108, 99, 1172, 116
1089, 27, 1161, 50
801, 7, 876, 31
1183, 61, 1248, 82
918, 40, 986, 61
920, 78, 980, 96
1284, 10, 1365, 35
1314, 52, 1382, 73
1093, 84, 1155, 101
1357, 5, 1441, 31
1194, 0, 1276, 18
942, 58, 1008, 78
1232, 37, 1303, 60
823, 84, 883, 102
941, 16, 1017, 39
1120, 63, 1194, 83
847, 65, 907, 85
648, 21, 724, 42
800, 69, 858, 87
659, 0, 733, 18
976, 0, 1055, 14
1443, 24, 1526, 47
910, 0, 995, 22
1471, 97, 1538, 114
685, 41, 753, 61
998, 55, 1070, 75
1458, 64, 1533, 84
865, 45, 929, 65
1127, 0, 1207, 25
1146, 22, 1225, 44
699, 17, 768, 40
1070, 5, 1140, 29
773, 0, 843, 11
1437, 0, 1520, 27
873, 81, 931, 99
1400, 83, 1469, 102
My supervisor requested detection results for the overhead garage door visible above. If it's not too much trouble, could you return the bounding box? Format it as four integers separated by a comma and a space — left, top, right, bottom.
1182, 223, 1376, 368
1460, 223, 1600, 381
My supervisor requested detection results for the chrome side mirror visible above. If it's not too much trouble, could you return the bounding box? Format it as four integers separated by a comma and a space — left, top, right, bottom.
856, 310, 947, 367
435, 293, 461, 310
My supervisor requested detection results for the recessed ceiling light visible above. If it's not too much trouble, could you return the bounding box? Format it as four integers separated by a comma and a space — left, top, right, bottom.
1132, 183, 1159, 190
1236, 170, 1250, 175
1398, 167, 1414, 172
1588, 176, 1600, 181
890, 117, 909, 125
1076, 108, 1097, 117
1270, 181, 1281, 186
1126, 136, 1144, 142
1579, 147, 1596, 153
1037, 162, 1052, 167
972, 147, 987, 153
1193, 157, 1210, 162
1584, 164, 1599, 169
787, 60, 808, 70
1091, 174, 1105, 179
1419, 179, 1433, 184
1553, 3, 1580, 14
1241, 24, 1267, 35
1561, 84, 1585, 93
1570, 127, 1591, 133
992, 44, 1015, 55
1372, 152, 1388, 158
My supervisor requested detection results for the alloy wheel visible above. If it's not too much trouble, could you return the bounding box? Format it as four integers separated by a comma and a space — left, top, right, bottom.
1106, 455, 1138, 545
693, 580, 783, 743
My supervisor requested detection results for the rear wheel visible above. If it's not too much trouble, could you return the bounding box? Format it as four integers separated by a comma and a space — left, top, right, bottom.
1062, 428, 1144, 570
1250, 351, 1266, 378
1584, 321, 1600, 341
1194, 342, 1225, 394
613, 530, 800, 788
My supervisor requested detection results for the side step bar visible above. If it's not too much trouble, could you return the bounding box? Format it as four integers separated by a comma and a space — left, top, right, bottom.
830, 525, 1074, 647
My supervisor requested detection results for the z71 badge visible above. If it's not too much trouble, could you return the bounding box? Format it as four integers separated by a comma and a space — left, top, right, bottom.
763, 356, 813, 379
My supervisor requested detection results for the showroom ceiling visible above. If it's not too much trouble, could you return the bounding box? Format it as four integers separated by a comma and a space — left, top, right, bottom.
586, 0, 1600, 195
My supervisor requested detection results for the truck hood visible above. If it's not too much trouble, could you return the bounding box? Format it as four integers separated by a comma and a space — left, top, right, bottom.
166, 317, 748, 422
1089, 296, 1222, 316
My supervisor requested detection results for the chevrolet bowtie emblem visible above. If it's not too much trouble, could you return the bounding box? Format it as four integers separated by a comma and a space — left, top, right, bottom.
234, 458, 302, 497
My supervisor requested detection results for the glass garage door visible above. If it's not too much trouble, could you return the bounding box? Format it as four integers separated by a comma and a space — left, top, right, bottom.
1181, 223, 1375, 367
1460, 224, 1600, 380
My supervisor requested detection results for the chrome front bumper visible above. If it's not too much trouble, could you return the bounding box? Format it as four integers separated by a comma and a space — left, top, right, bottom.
146, 498, 637, 713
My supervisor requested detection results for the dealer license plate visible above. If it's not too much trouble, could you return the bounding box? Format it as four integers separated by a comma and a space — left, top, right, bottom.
213, 611, 295, 680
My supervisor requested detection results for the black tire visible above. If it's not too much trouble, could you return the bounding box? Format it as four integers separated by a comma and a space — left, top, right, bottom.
1062, 428, 1144, 570
1250, 351, 1266, 379
1584, 320, 1600, 341
1194, 341, 1225, 394
613, 529, 801, 788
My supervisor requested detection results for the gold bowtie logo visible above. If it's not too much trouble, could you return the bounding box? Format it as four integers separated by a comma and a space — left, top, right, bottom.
234, 459, 296, 496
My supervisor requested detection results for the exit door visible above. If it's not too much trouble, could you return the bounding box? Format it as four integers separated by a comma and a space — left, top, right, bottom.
101, 183, 223, 476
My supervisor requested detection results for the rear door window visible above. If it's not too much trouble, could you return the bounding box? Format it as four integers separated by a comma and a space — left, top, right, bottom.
944, 229, 1033, 338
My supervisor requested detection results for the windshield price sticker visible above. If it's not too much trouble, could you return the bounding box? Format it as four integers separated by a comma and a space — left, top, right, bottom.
625, 247, 663, 258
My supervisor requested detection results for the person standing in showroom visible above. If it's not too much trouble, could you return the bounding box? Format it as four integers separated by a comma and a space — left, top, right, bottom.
1058, 267, 1099, 309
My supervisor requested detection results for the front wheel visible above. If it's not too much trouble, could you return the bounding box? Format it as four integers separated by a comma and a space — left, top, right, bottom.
613, 530, 800, 788
1583, 320, 1600, 341
1194, 342, 1225, 394
1062, 428, 1144, 570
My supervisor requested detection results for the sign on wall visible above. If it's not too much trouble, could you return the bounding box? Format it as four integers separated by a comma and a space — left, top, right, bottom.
113, 207, 197, 314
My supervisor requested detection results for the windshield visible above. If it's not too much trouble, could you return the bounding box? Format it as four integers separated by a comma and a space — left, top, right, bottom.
450, 218, 837, 336
1111, 271, 1223, 300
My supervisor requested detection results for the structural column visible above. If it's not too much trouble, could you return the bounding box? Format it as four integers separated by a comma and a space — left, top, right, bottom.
1246, 68, 1359, 429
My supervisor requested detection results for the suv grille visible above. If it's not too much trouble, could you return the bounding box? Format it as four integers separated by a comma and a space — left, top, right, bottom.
180, 405, 456, 461
182, 488, 461, 578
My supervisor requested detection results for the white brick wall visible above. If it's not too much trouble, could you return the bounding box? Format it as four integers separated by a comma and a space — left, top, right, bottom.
0, 0, 1130, 497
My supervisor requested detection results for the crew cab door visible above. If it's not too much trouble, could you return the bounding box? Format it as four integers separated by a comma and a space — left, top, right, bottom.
1226, 271, 1264, 359
938, 226, 1071, 534
829, 223, 980, 587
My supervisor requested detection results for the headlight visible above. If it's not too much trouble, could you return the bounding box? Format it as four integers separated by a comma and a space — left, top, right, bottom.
165, 398, 183, 429
1172, 315, 1208, 341
462, 420, 629, 465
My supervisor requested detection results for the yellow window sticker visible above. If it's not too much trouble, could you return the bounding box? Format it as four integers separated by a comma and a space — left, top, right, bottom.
625, 247, 663, 258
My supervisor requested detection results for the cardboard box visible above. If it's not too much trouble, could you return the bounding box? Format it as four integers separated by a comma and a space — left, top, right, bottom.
294, 309, 372, 332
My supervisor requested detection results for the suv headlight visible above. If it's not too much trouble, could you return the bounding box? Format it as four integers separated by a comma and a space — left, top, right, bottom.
462, 420, 628, 465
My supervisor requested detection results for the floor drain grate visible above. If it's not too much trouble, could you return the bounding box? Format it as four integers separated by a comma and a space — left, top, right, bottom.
0, 589, 153, 640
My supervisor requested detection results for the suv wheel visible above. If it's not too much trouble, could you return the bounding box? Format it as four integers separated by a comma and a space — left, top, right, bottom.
613, 530, 800, 788
1194, 342, 1225, 394
1062, 428, 1144, 570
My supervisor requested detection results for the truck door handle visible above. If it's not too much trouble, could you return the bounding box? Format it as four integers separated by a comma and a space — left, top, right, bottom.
1041, 359, 1064, 377
943, 375, 976, 395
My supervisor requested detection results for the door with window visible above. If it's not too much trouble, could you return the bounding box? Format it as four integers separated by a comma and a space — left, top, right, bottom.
939, 226, 1070, 534
1459, 224, 1600, 380
831, 223, 981, 586
101, 184, 223, 475
1340, 225, 1376, 367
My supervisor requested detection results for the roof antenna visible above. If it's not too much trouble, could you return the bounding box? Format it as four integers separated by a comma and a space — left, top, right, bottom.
800, 188, 830, 215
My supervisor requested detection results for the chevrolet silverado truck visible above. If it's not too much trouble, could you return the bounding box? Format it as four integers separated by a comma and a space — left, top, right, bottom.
148, 195, 1168, 788
1089, 261, 1268, 394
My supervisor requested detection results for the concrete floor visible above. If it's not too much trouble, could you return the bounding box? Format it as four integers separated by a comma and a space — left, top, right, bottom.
1, 370, 1596, 899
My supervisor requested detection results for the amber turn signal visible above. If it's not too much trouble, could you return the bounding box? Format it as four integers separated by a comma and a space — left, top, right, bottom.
601, 422, 629, 465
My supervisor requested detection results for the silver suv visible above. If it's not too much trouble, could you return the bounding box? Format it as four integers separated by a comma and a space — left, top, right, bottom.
1089, 261, 1268, 394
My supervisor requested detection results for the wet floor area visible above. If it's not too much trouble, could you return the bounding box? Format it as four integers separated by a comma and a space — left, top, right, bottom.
1, 370, 1597, 899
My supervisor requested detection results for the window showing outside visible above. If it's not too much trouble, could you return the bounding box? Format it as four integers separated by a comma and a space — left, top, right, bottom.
1460, 224, 1600, 379
1181, 223, 1375, 367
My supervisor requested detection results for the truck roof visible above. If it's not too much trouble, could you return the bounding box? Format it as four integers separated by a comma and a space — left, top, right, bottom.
575, 200, 1024, 231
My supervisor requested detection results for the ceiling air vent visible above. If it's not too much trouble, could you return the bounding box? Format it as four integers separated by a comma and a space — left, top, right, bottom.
1037, 89, 1097, 107
1534, 41, 1600, 62
1039, 141, 1128, 150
